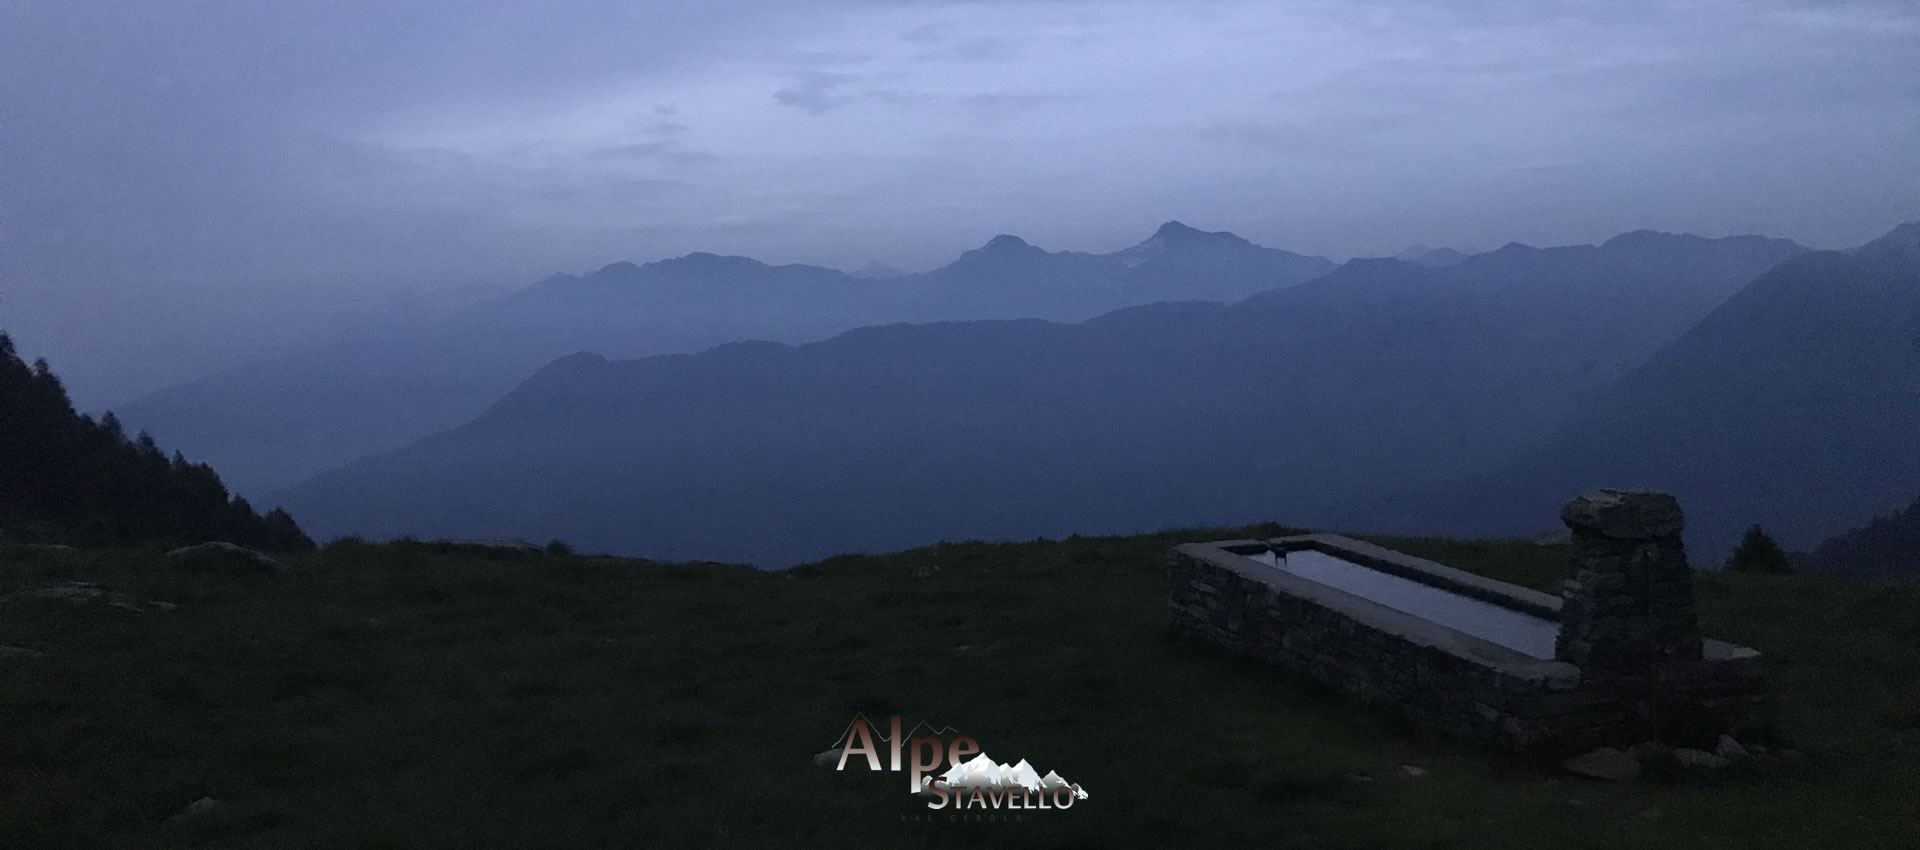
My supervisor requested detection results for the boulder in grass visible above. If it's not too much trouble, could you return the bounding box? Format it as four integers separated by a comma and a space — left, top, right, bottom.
16, 581, 107, 603
0, 581, 178, 613
164, 541, 286, 574
1672, 748, 1733, 770
1562, 748, 1640, 781
1715, 735, 1751, 762
1627, 740, 1673, 763
443, 538, 541, 551
162, 797, 227, 828
426, 538, 545, 559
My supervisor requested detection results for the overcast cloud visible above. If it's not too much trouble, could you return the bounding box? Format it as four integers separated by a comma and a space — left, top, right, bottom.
2, 0, 1917, 405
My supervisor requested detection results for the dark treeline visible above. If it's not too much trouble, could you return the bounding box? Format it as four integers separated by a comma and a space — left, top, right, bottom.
0, 333, 311, 550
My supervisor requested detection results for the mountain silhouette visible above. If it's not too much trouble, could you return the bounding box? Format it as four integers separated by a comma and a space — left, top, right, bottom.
1802, 490, 1920, 578
271, 230, 1805, 566
1340, 222, 1920, 564
849, 261, 908, 279
1393, 245, 1472, 267
118, 223, 1336, 496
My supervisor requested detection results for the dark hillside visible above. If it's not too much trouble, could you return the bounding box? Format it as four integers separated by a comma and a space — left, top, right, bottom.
1803, 493, 1920, 579
1343, 223, 1920, 565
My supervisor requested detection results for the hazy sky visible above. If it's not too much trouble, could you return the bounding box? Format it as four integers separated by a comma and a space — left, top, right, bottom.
3, 0, 1918, 405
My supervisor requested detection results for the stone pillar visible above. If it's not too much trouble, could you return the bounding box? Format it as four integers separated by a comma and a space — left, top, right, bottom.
1554, 489, 1703, 672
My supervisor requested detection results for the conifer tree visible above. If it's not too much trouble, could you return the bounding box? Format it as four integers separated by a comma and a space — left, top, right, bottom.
0, 333, 314, 550
1725, 524, 1794, 574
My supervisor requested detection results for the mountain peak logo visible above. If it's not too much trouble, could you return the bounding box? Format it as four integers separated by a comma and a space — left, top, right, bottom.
823, 714, 1088, 811
923, 753, 1090, 802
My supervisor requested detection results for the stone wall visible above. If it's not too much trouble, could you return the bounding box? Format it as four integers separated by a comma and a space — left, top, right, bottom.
1556, 489, 1702, 671
1168, 500, 1770, 757
1554, 490, 1768, 747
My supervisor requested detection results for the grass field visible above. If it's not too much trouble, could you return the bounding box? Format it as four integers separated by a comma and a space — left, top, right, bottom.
2, 528, 1917, 848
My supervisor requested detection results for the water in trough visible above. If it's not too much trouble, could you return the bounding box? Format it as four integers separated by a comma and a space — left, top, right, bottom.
1245, 549, 1559, 659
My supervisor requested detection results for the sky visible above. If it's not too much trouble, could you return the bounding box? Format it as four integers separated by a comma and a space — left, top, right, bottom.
2, 0, 1918, 406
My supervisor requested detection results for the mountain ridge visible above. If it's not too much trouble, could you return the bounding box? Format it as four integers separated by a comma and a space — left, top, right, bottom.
1326, 222, 1920, 563
121, 221, 1340, 496
272, 229, 1815, 567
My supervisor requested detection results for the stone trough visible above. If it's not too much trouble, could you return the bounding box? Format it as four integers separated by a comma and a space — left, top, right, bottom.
1167, 490, 1769, 756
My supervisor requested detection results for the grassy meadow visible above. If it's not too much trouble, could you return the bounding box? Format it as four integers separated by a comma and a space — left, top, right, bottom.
1, 528, 1917, 848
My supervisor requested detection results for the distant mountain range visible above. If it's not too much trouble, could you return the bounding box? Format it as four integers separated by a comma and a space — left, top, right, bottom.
1393, 245, 1472, 267
849, 261, 907, 279
1338, 223, 1920, 563
118, 222, 1336, 496
271, 226, 1842, 568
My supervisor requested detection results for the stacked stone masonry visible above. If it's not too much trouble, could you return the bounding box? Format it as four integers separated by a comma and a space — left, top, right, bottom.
1167, 490, 1769, 757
